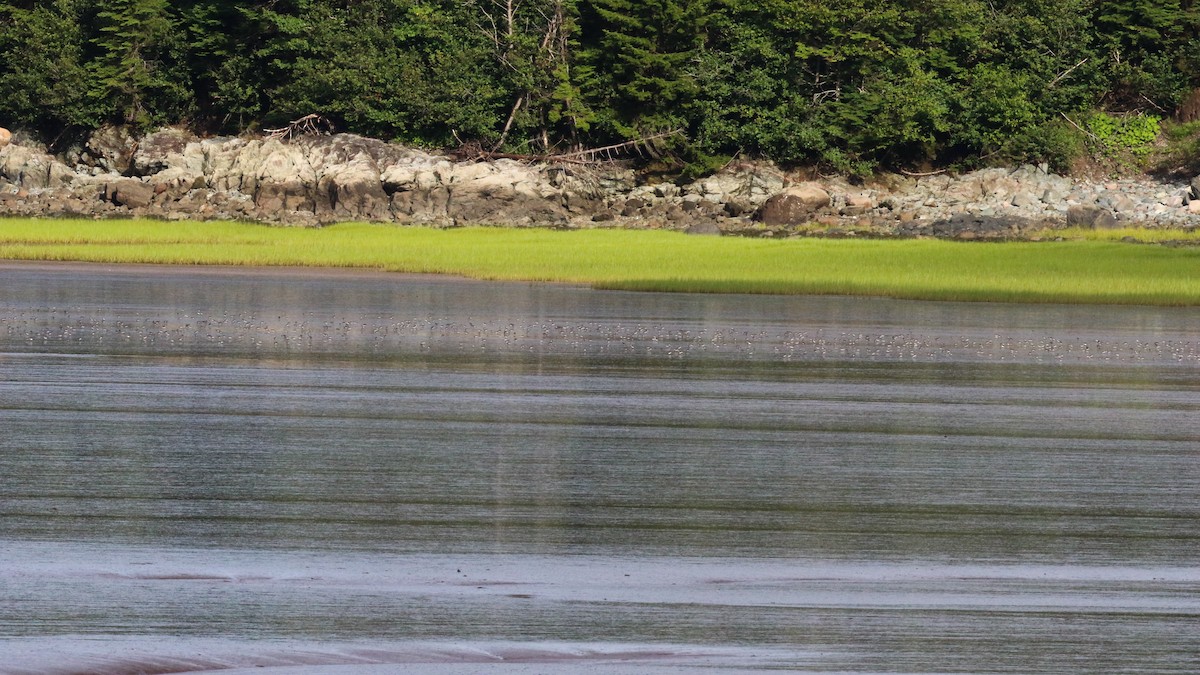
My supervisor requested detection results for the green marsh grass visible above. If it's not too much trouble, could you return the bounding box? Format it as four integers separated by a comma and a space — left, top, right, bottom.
1, 218, 1199, 305
1054, 225, 1200, 244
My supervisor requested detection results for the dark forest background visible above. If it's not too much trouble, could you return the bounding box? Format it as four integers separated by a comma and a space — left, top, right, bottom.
2, 0, 1198, 174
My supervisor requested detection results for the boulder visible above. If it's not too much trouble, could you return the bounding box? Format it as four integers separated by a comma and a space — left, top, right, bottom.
845, 190, 876, 209
106, 178, 155, 208
190, 137, 250, 192
1066, 204, 1119, 229
929, 212, 1031, 239
621, 198, 648, 216
724, 199, 752, 217
685, 220, 721, 236
0, 127, 10, 148
303, 133, 412, 169
695, 174, 742, 202
757, 183, 831, 225
743, 165, 787, 201
1010, 191, 1039, 208
652, 182, 677, 199
46, 195, 90, 216
841, 190, 876, 215
133, 127, 200, 176
46, 163, 79, 189
0, 144, 68, 189
150, 167, 206, 201
1097, 193, 1136, 214
1041, 187, 1070, 205
85, 125, 138, 174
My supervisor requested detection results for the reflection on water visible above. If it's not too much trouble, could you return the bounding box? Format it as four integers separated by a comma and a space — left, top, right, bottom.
1, 262, 1199, 673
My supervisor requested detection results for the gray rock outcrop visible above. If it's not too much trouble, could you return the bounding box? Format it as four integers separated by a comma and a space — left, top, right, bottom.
1, 125, 1200, 239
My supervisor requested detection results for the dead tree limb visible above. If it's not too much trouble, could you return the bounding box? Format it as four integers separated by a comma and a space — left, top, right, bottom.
455, 129, 684, 165
494, 96, 525, 151
1060, 112, 1098, 141
899, 168, 948, 177
264, 114, 335, 140
553, 129, 683, 162
1047, 58, 1088, 89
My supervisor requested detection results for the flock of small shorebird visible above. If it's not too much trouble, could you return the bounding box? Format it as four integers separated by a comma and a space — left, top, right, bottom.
4, 306, 1199, 366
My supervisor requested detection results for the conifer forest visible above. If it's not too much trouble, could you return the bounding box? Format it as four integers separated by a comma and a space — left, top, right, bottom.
1, 1, 1197, 174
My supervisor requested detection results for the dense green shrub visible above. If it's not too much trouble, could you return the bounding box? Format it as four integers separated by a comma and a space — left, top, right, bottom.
1086, 112, 1162, 158
0, 1, 98, 137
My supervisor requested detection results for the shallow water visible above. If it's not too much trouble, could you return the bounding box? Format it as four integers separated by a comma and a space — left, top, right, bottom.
1, 262, 1199, 673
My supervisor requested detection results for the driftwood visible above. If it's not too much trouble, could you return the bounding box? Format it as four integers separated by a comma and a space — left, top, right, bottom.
900, 168, 948, 177
454, 129, 683, 164
264, 114, 335, 140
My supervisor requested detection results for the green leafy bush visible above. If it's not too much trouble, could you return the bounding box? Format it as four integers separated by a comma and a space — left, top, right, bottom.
1084, 112, 1161, 158
1003, 120, 1087, 174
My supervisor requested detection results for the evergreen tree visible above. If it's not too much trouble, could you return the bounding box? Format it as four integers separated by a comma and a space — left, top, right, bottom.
1, 0, 1200, 171
580, 0, 712, 138
175, 1, 268, 132
461, 0, 594, 151
88, 0, 191, 127
1092, 0, 1200, 109
0, 0, 97, 138
252, 0, 508, 145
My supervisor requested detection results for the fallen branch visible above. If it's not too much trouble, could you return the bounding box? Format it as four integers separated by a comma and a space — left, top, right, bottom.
1059, 112, 1098, 141
1140, 94, 1168, 114
264, 114, 335, 140
457, 149, 594, 165
454, 129, 683, 165
900, 168, 948, 177
555, 129, 682, 162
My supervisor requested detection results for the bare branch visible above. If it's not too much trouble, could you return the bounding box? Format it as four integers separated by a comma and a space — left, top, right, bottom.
494, 95, 525, 151
1059, 112, 1097, 141
264, 114, 334, 140
899, 168, 948, 177
1047, 58, 1088, 89
1140, 94, 1168, 114
554, 129, 683, 162
453, 130, 685, 165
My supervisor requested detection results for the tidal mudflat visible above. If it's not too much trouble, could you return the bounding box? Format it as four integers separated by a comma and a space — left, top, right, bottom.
1, 261, 1198, 673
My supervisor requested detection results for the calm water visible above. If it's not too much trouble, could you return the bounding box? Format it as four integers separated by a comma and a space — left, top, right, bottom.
1, 262, 1198, 673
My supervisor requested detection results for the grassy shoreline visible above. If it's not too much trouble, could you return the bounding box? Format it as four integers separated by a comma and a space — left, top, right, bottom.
2, 218, 1199, 306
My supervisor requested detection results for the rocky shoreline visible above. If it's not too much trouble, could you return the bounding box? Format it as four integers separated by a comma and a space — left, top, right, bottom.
2, 127, 1200, 239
